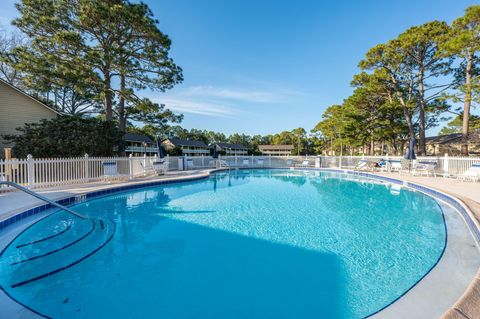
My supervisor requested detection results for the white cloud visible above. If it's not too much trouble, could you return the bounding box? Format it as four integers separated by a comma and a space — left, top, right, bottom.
184, 85, 281, 103
155, 98, 240, 118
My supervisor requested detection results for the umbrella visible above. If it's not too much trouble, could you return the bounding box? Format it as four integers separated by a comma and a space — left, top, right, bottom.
212, 146, 218, 159
156, 138, 165, 159
405, 138, 416, 160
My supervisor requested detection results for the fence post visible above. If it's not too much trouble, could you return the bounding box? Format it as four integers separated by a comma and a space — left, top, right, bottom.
235, 155, 237, 167
201, 155, 205, 168
143, 154, 147, 176
444, 153, 449, 177
84, 154, 89, 182
129, 154, 133, 179
27, 154, 34, 187
339, 154, 342, 169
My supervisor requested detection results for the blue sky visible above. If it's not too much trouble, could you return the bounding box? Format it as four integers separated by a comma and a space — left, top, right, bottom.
1, 0, 478, 136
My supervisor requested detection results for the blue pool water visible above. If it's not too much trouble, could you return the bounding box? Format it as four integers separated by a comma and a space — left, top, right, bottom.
0, 169, 446, 318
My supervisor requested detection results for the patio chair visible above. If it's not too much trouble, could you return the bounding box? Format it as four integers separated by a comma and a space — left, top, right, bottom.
287, 159, 293, 166
103, 161, 119, 178
385, 160, 402, 173
460, 163, 480, 182
257, 159, 264, 166
242, 159, 250, 166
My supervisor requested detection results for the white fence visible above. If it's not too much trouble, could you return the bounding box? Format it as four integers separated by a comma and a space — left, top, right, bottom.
1, 154, 479, 191
0, 155, 159, 189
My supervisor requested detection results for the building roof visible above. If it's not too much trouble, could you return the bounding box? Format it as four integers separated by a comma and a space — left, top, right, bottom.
124, 133, 154, 144
164, 138, 208, 147
211, 142, 248, 150
258, 144, 294, 150
425, 133, 462, 145
0, 78, 61, 115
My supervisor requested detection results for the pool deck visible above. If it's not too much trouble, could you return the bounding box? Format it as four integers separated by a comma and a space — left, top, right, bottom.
0, 168, 479, 319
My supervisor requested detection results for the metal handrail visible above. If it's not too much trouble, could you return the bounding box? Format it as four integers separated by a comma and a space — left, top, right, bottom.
0, 181, 87, 220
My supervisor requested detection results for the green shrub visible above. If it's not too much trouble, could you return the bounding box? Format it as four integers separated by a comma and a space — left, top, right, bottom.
3, 115, 124, 158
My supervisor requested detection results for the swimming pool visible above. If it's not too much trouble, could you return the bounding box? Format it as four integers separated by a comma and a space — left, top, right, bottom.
0, 169, 448, 318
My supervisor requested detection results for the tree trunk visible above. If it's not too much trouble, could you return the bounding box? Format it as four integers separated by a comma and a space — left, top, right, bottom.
461, 54, 473, 156
118, 74, 127, 133
104, 71, 113, 121
417, 67, 426, 156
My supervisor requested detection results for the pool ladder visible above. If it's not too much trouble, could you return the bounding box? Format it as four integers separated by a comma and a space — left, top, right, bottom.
0, 181, 87, 219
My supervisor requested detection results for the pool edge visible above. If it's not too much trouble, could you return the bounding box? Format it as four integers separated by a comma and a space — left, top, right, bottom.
0, 167, 479, 319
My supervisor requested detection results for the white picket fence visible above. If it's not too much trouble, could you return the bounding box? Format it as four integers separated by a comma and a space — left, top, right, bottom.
0, 155, 159, 189
1, 154, 479, 191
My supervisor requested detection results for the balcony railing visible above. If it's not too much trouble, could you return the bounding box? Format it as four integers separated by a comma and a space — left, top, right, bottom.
125, 146, 158, 153
181, 149, 210, 154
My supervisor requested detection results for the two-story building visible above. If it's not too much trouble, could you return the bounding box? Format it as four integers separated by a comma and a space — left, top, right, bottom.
124, 133, 158, 156
210, 142, 248, 156
162, 138, 210, 157
258, 145, 294, 156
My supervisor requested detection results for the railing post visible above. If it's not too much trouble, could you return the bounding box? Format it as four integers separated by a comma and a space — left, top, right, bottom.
339, 154, 342, 169
27, 154, 34, 187
84, 154, 89, 182
129, 154, 133, 179
444, 153, 449, 177
235, 155, 237, 167
143, 154, 147, 176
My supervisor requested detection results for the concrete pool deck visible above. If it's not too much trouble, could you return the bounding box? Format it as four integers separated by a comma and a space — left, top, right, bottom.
0, 168, 479, 318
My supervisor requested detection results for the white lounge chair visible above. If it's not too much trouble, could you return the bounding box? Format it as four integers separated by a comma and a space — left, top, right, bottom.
243, 159, 250, 166
216, 160, 230, 168
355, 160, 376, 171
297, 160, 310, 167
385, 160, 402, 173
153, 159, 167, 175
461, 163, 480, 182
412, 161, 437, 177
257, 159, 264, 166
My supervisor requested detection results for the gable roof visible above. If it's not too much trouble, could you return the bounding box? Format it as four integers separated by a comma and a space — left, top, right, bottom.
212, 142, 248, 150
425, 133, 462, 145
124, 133, 154, 144
164, 138, 208, 148
0, 78, 61, 115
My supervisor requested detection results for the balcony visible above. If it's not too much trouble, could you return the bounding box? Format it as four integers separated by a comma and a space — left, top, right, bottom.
125, 146, 158, 153
181, 148, 210, 154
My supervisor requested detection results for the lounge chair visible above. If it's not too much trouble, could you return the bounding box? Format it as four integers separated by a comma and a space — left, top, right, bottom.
412, 161, 437, 177
242, 159, 250, 166
287, 159, 293, 166
257, 159, 264, 166
355, 160, 376, 171
460, 163, 480, 182
296, 160, 310, 167
385, 160, 402, 173
153, 159, 167, 175
216, 160, 230, 168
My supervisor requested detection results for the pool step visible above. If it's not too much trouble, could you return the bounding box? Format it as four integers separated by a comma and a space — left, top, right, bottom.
0, 218, 115, 288
14, 217, 94, 259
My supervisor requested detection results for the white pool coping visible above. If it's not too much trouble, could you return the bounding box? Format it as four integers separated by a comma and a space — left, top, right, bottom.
0, 167, 479, 319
